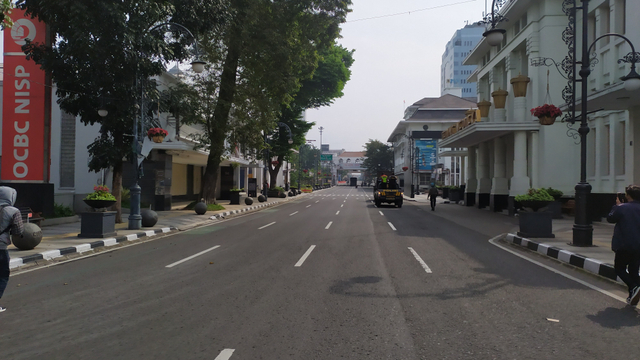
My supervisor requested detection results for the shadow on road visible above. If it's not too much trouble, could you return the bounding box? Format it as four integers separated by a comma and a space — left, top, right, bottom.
586, 306, 640, 329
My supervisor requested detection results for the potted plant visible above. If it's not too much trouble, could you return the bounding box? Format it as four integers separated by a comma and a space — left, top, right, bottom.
402, 166, 408, 171
510, 74, 530, 97
491, 89, 509, 109
449, 186, 461, 202
477, 100, 491, 118
546, 187, 564, 219
531, 104, 562, 125
79, 185, 117, 238
515, 188, 555, 238
83, 185, 117, 210
147, 127, 168, 143
229, 188, 242, 205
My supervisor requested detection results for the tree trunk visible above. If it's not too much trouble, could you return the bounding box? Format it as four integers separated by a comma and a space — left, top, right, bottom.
112, 160, 123, 223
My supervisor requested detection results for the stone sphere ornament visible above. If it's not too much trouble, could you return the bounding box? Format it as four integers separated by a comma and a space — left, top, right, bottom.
258, 195, 266, 202
245, 197, 254, 206
194, 202, 208, 215
12, 223, 42, 250
141, 209, 158, 227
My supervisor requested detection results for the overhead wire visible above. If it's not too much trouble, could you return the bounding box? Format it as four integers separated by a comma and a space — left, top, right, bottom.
346, 0, 478, 23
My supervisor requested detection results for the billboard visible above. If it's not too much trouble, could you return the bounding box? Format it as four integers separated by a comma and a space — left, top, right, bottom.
1, 10, 49, 181
415, 139, 437, 171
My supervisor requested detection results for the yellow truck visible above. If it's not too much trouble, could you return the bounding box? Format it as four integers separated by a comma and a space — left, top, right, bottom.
373, 175, 403, 208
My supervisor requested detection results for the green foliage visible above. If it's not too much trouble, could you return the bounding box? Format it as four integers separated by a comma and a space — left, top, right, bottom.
546, 187, 563, 199
1, 0, 13, 29
515, 188, 554, 202
183, 201, 225, 211
52, 203, 75, 218
84, 185, 116, 201
362, 140, 393, 181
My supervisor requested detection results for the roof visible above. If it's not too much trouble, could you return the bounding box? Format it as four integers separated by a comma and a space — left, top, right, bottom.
409, 94, 477, 109
338, 151, 365, 158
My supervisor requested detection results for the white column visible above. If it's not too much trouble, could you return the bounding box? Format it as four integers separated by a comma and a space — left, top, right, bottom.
513, 97, 527, 122
510, 131, 530, 195
477, 142, 491, 194
491, 137, 508, 195
494, 109, 506, 122
466, 146, 477, 194
460, 155, 466, 186
530, 132, 539, 189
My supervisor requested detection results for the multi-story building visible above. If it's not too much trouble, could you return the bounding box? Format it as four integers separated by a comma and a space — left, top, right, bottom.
441, 23, 485, 100
439, 0, 640, 219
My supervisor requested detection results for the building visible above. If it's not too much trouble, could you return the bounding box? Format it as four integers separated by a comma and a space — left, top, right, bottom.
441, 23, 485, 100
387, 94, 477, 196
439, 0, 640, 219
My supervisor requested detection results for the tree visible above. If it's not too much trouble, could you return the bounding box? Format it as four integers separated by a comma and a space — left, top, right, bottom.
267, 44, 354, 188
171, 0, 351, 201
362, 139, 393, 180
20, 0, 225, 221
1, 0, 14, 28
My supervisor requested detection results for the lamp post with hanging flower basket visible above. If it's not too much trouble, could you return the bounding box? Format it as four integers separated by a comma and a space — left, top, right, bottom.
531, 104, 562, 125
147, 127, 168, 143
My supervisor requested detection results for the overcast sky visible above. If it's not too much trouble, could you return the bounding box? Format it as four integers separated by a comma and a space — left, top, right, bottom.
305, 0, 488, 151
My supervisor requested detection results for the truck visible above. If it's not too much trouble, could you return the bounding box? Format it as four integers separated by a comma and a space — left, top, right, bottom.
373, 175, 403, 208
350, 177, 358, 187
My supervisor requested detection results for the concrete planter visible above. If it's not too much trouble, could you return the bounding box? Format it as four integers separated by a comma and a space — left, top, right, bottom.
517, 211, 554, 238
449, 189, 461, 203
78, 211, 117, 238
229, 191, 241, 205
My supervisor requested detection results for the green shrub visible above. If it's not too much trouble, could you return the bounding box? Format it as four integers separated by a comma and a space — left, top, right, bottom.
183, 201, 225, 211
52, 203, 75, 218
546, 187, 563, 199
515, 188, 554, 202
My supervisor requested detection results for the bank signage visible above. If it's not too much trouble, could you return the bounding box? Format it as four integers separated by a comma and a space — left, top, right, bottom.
1, 10, 48, 181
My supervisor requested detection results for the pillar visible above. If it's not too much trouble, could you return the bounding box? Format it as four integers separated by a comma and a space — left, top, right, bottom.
491, 137, 509, 212
530, 132, 539, 189
476, 142, 491, 208
465, 146, 477, 206
510, 131, 531, 196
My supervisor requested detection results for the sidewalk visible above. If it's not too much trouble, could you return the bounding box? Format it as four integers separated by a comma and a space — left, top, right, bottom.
8, 194, 302, 270
404, 193, 619, 283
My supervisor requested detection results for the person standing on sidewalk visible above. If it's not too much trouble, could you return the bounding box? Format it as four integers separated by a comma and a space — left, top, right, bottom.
0, 186, 25, 312
607, 184, 640, 305
428, 184, 439, 211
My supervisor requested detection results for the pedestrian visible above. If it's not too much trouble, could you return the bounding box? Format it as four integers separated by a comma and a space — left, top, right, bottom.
0, 186, 25, 312
428, 184, 439, 211
607, 184, 640, 305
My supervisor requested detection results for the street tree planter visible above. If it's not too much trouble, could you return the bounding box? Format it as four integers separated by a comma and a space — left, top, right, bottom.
477, 101, 491, 118
491, 89, 509, 109
442, 187, 450, 199
510, 75, 530, 97
517, 211, 555, 238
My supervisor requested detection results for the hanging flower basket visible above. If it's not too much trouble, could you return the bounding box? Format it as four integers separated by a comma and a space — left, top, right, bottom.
531, 104, 562, 125
303, 169, 308, 173
271, 160, 279, 166
317, 171, 321, 175
147, 127, 168, 143
402, 166, 409, 171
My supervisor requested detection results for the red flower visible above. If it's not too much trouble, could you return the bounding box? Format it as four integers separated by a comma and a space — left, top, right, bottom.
303, 169, 308, 173
147, 127, 168, 138
271, 160, 279, 165
530, 104, 562, 118
402, 166, 408, 171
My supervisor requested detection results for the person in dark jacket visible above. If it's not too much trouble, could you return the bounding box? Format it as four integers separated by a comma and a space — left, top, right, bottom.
428, 184, 439, 211
607, 184, 640, 305
0, 186, 25, 312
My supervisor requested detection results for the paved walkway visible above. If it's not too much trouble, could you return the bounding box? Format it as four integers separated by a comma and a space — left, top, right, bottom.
10, 189, 619, 285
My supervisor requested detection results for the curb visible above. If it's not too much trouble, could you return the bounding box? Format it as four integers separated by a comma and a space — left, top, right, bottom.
206, 201, 280, 222
9, 227, 176, 269
504, 233, 617, 282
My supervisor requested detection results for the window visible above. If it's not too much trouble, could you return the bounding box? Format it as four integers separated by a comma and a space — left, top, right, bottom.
339, 158, 343, 164
615, 0, 626, 34
346, 159, 351, 163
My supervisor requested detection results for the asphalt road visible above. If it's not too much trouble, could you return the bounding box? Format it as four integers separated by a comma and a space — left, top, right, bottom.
1, 186, 639, 359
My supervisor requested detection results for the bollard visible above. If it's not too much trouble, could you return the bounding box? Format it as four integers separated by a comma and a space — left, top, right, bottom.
12, 223, 42, 250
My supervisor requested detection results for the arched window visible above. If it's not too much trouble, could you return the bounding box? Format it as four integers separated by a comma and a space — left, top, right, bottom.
355, 159, 360, 164
346, 159, 351, 163
339, 158, 343, 164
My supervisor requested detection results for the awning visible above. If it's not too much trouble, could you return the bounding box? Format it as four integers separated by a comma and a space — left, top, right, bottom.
438, 122, 540, 148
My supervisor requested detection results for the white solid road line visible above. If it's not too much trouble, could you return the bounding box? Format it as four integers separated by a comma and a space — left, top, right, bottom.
306, 205, 312, 208
166, 245, 221, 268
488, 237, 627, 303
214, 349, 235, 360
388, 222, 396, 231
259, 222, 276, 229
379, 211, 384, 216
295, 245, 316, 267
290, 211, 298, 216
325, 221, 333, 229
408, 247, 432, 274
336, 211, 340, 215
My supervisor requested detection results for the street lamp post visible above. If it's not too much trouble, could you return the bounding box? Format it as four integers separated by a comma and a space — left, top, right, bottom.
262, 122, 293, 200
128, 22, 205, 230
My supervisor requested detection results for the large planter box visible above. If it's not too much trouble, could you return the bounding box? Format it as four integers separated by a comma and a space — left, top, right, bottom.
442, 188, 450, 199
267, 190, 281, 198
548, 201, 563, 219
229, 191, 241, 205
517, 211, 554, 238
78, 211, 117, 238
449, 190, 461, 203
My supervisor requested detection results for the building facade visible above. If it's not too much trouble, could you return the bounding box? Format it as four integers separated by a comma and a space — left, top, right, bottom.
441, 23, 485, 100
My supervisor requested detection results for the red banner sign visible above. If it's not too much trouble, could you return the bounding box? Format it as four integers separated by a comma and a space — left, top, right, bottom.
1, 10, 47, 181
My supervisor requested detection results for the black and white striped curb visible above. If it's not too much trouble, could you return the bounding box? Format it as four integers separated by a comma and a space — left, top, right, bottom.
505, 234, 617, 282
9, 227, 176, 269
208, 201, 280, 220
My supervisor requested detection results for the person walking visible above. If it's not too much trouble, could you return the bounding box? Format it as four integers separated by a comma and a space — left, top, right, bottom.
0, 186, 25, 312
428, 184, 439, 211
607, 184, 640, 305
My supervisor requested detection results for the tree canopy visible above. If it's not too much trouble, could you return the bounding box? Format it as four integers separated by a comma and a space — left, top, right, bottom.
362, 139, 393, 181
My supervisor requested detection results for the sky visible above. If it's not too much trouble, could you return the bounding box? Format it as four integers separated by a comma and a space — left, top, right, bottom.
305, 0, 488, 151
